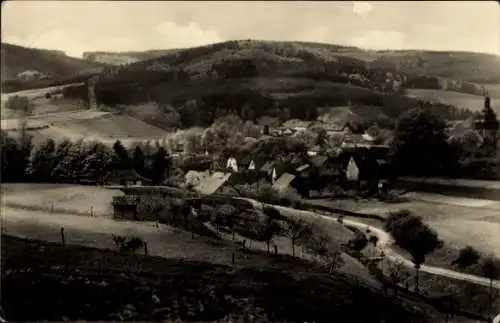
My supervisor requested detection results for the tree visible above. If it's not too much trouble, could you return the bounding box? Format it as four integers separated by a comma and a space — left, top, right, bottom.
28, 139, 57, 182
346, 232, 368, 257
406, 225, 442, 293
132, 146, 145, 172
480, 255, 500, 320
286, 220, 313, 258
4, 95, 33, 115
261, 216, 283, 254
452, 246, 481, 269
1, 131, 29, 182
149, 146, 172, 184
386, 210, 442, 292
112, 140, 130, 167
263, 124, 270, 135
387, 260, 410, 296
390, 104, 457, 176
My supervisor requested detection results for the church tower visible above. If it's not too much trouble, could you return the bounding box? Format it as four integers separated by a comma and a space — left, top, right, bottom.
474, 92, 499, 147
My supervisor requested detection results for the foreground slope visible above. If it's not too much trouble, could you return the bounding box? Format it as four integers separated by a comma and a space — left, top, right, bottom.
2, 234, 443, 322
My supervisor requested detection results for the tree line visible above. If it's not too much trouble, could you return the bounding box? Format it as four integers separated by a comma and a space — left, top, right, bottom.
1, 128, 173, 185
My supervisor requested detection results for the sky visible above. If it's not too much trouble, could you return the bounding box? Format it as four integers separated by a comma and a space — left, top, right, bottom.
2, 1, 500, 58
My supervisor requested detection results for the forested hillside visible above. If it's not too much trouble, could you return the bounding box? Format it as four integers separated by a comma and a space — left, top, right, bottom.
91, 40, 486, 128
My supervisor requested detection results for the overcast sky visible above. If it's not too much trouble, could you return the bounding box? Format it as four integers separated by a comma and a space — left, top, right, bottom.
2, 1, 499, 58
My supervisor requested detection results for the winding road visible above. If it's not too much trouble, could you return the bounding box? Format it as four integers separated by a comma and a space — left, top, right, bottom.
238, 197, 500, 290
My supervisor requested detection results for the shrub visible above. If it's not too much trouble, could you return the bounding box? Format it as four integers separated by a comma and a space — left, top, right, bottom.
112, 235, 145, 253
453, 246, 481, 269
4, 95, 33, 114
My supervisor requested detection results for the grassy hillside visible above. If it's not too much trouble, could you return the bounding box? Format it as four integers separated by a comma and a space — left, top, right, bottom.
2, 234, 444, 322
93, 40, 478, 128
406, 89, 500, 113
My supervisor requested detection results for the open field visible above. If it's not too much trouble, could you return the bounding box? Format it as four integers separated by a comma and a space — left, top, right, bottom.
1, 183, 375, 284
2, 183, 121, 217
309, 196, 500, 260
2, 234, 449, 323
406, 88, 500, 113
3, 110, 168, 146
0, 82, 85, 102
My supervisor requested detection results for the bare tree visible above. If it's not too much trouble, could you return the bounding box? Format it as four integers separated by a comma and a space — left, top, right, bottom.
286, 219, 313, 258
387, 260, 410, 296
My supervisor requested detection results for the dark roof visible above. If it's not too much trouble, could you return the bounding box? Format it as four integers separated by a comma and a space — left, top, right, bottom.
112, 195, 139, 206
296, 164, 310, 172
309, 155, 328, 168
260, 161, 274, 173
106, 168, 152, 183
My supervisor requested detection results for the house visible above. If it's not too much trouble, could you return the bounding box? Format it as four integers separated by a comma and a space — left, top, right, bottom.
112, 195, 140, 220
248, 159, 256, 170
307, 145, 322, 156
184, 170, 233, 195
346, 157, 360, 182
226, 157, 239, 172
272, 172, 297, 193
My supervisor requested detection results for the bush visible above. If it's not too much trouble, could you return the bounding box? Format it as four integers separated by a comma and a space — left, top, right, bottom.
112, 235, 145, 253
4, 95, 33, 114
453, 246, 481, 269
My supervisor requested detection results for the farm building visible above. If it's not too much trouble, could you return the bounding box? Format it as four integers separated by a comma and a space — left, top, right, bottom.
104, 168, 152, 186
112, 195, 140, 220
184, 170, 233, 195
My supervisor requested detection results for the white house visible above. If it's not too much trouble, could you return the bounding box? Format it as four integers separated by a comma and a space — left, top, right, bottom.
248, 160, 256, 170
346, 157, 360, 182
226, 157, 238, 172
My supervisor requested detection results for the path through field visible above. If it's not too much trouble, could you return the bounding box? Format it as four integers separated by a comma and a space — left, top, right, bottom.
310, 195, 500, 258
246, 199, 500, 290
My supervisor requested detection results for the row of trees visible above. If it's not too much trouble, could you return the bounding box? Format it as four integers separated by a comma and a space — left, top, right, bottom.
1, 127, 173, 185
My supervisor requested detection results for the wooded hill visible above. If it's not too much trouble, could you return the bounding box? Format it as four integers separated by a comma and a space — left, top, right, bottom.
90, 40, 495, 128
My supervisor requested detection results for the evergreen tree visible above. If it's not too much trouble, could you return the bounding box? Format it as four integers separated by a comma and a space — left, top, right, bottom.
132, 146, 145, 173
150, 146, 172, 184
112, 140, 130, 168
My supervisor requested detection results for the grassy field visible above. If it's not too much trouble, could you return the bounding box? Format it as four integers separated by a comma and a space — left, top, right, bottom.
309, 197, 500, 272
2, 183, 121, 217
1, 234, 451, 322
406, 88, 500, 113
3, 109, 168, 146
69, 114, 168, 138
1, 183, 376, 285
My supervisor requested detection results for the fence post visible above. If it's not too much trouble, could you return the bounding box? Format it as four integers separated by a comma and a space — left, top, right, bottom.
274, 245, 278, 256
90, 205, 94, 217
51, 203, 54, 213
60, 227, 66, 245
232, 252, 235, 265
242, 240, 246, 250
144, 242, 148, 256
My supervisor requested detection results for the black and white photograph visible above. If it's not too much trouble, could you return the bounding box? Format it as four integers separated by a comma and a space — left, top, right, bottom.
1, 1, 500, 322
